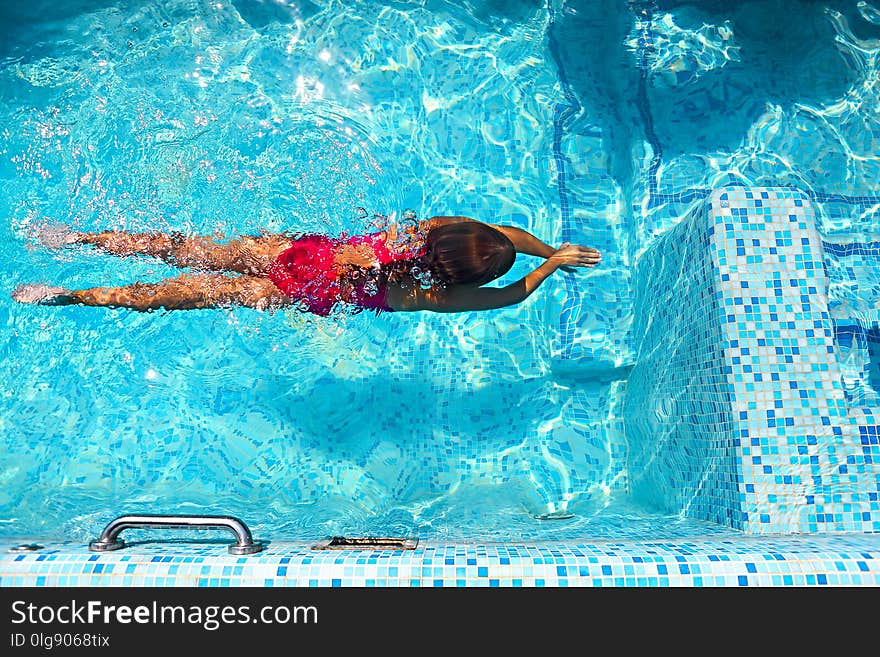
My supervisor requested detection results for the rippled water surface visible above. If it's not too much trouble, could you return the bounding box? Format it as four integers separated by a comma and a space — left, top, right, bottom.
1, 0, 879, 542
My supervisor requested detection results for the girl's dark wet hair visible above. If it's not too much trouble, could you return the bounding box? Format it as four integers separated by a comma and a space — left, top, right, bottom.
423, 222, 515, 287
352, 221, 516, 301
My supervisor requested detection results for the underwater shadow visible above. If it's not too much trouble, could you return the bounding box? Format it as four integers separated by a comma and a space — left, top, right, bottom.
435, 0, 545, 31
551, 0, 644, 188
0, 0, 120, 59
229, 0, 320, 31
647, 0, 880, 157
256, 369, 554, 457
552, 0, 880, 175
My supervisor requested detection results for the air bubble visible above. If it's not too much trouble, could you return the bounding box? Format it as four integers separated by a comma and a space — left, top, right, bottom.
363, 279, 379, 296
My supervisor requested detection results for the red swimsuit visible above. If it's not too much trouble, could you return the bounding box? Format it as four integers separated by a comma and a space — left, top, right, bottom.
267, 230, 426, 317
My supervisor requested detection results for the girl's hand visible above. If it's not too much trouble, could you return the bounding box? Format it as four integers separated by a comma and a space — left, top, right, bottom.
548, 242, 601, 270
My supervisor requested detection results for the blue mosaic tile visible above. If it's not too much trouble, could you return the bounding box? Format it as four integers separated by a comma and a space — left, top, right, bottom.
626, 186, 880, 533
2, 536, 878, 587
626, 193, 741, 527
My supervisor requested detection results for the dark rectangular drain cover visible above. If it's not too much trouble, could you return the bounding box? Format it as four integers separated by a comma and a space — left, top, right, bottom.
312, 537, 418, 550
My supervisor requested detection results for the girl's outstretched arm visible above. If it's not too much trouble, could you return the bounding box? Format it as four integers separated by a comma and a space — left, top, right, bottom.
419, 243, 600, 313
487, 225, 555, 258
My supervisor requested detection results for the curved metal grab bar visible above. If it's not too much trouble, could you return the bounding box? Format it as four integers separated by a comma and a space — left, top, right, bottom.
88, 514, 265, 555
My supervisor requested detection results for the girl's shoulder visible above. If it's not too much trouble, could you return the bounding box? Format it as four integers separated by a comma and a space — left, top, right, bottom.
384, 279, 448, 312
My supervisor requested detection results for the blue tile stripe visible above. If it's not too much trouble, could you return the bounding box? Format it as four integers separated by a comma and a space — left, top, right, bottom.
545, 2, 580, 242
834, 321, 880, 347
645, 185, 880, 211
803, 189, 880, 205
822, 241, 880, 258
630, 0, 663, 200
546, 0, 583, 358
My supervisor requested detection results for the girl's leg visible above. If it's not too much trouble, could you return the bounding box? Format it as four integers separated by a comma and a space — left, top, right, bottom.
63, 230, 292, 275
14, 274, 291, 311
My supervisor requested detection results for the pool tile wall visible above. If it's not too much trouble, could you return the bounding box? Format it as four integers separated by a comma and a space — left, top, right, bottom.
626, 186, 880, 534
3, 536, 879, 587
625, 194, 741, 527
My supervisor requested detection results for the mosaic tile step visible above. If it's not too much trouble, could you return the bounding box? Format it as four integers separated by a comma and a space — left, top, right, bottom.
626, 186, 880, 534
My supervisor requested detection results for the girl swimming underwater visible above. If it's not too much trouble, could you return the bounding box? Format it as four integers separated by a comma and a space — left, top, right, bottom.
11, 215, 600, 315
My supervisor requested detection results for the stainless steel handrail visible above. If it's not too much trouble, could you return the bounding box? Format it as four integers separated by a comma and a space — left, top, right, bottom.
88, 514, 265, 555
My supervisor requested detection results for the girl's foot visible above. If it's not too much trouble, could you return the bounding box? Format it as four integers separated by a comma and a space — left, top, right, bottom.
31, 223, 80, 249
11, 284, 76, 305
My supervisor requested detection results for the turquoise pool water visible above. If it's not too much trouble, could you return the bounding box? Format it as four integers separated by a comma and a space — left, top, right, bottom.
1, 0, 879, 543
